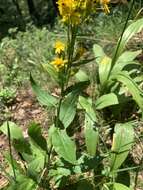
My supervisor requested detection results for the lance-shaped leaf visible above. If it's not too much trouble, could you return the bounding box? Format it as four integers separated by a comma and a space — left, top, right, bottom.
13, 138, 32, 155
28, 151, 45, 173
111, 50, 141, 75
60, 92, 78, 128
110, 123, 134, 171
75, 70, 89, 82
28, 122, 48, 152
95, 93, 119, 110
0, 122, 32, 156
116, 71, 143, 111
98, 56, 112, 87
30, 74, 58, 107
93, 44, 105, 64
42, 63, 59, 83
93, 44, 111, 87
115, 18, 143, 59
79, 96, 97, 122
6, 175, 36, 190
0, 121, 23, 140
113, 183, 131, 190
51, 128, 77, 164
84, 115, 99, 157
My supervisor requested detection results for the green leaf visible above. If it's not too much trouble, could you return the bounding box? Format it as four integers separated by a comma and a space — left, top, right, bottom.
59, 93, 78, 128
95, 93, 119, 110
116, 171, 130, 187
134, 75, 143, 83
51, 128, 77, 164
4, 152, 24, 174
110, 123, 134, 171
30, 74, 58, 107
75, 70, 89, 82
111, 50, 141, 75
72, 58, 95, 66
63, 81, 90, 96
116, 18, 143, 58
26, 142, 45, 174
13, 138, 32, 155
6, 175, 36, 190
28, 122, 48, 152
0, 121, 23, 140
116, 71, 143, 111
84, 115, 99, 157
42, 63, 59, 83
79, 96, 97, 122
28, 152, 45, 174
113, 183, 131, 190
98, 56, 111, 87
93, 45, 112, 86
93, 44, 105, 63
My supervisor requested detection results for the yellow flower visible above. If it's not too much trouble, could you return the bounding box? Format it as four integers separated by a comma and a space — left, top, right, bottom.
57, 0, 82, 25
57, 0, 77, 18
51, 57, 67, 70
54, 41, 65, 54
57, 0, 110, 24
69, 12, 81, 25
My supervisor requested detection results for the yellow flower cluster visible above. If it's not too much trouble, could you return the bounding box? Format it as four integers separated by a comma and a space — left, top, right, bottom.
57, 0, 110, 25
57, 0, 81, 25
51, 57, 67, 69
51, 40, 67, 71
54, 41, 65, 54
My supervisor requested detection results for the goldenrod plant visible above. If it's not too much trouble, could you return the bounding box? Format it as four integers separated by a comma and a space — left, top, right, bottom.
0, 0, 143, 189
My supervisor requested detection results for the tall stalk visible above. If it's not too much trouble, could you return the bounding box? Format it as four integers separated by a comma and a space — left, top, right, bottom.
7, 122, 17, 182
55, 22, 77, 128
109, 0, 135, 73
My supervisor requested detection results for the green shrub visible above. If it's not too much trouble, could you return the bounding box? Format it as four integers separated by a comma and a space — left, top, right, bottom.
0, 25, 64, 87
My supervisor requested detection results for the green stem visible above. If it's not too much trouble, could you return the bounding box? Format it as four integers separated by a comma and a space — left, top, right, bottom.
109, 0, 135, 74
65, 25, 78, 87
7, 121, 17, 182
55, 81, 64, 128
54, 24, 76, 129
